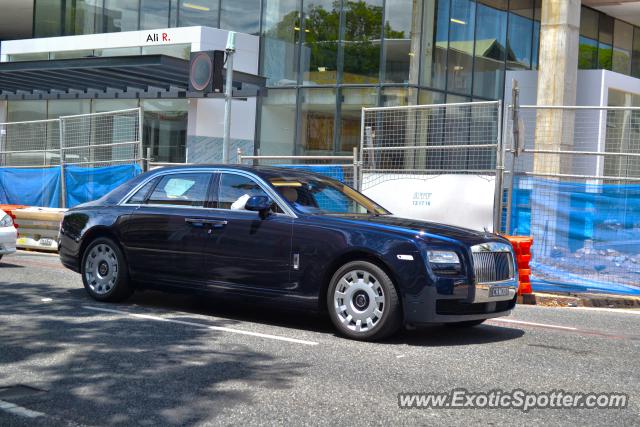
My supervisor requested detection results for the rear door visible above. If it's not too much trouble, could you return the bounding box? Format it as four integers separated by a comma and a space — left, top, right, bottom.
199, 171, 294, 291
119, 172, 214, 287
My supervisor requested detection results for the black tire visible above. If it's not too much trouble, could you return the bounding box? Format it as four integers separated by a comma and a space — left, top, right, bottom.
445, 319, 486, 328
327, 260, 402, 341
81, 237, 132, 302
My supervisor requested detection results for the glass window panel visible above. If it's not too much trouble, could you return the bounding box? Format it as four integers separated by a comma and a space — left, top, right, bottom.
141, 0, 171, 30
300, 0, 339, 85
220, 0, 261, 34
420, 0, 445, 88
299, 88, 336, 153
7, 101, 47, 122
34, 0, 63, 37
50, 50, 95, 60
258, 89, 297, 155
447, 0, 475, 95
142, 44, 191, 59
218, 174, 269, 209
532, 19, 540, 69
509, 0, 532, 18
261, 0, 300, 86
94, 47, 142, 57
507, 11, 533, 70
148, 173, 211, 206
47, 100, 91, 119
418, 89, 445, 105
338, 88, 378, 153
8, 53, 50, 62
578, 36, 598, 69
613, 20, 633, 75
383, 0, 421, 84
380, 87, 417, 107
92, 99, 139, 114
102, 0, 141, 32
127, 177, 159, 204
65, 0, 102, 35
580, 7, 599, 40
632, 28, 640, 78
178, 0, 219, 27
473, 1, 507, 99
446, 94, 471, 103
598, 42, 613, 70
142, 99, 188, 163
342, 0, 382, 84
599, 14, 613, 45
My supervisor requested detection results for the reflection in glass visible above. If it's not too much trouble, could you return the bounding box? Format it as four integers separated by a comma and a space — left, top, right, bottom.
633, 28, 640, 78
532, 20, 540, 69
47, 100, 91, 119
579, 36, 598, 69
383, 0, 420, 83
613, 20, 633, 75
50, 50, 94, 60
142, 99, 188, 163
447, 0, 475, 95
300, 0, 339, 85
342, 0, 383, 84
103, 0, 141, 32
299, 89, 336, 153
220, 0, 261, 34
473, 1, 507, 99
599, 43, 613, 70
34, 0, 63, 37
261, 0, 300, 86
178, 0, 219, 27
258, 89, 298, 155
426, 0, 449, 89
507, 11, 533, 70
339, 88, 378, 153
140, 0, 171, 30
142, 44, 191, 59
580, 6, 599, 40
66, 0, 102, 35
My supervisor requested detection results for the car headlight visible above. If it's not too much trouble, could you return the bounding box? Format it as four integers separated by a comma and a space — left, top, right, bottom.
0, 213, 13, 228
427, 250, 460, 264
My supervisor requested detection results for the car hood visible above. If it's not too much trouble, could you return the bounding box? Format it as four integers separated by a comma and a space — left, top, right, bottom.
326, 214, 503, 245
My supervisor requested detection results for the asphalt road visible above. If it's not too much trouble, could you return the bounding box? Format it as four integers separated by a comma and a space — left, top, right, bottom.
1, 251, 639, 426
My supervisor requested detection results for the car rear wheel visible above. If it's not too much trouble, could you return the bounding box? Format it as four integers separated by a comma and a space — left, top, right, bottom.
327, 261, 401, 341
81, 237, 132, 302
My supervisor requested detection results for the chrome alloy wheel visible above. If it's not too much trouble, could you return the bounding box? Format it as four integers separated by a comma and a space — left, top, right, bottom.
84, 243, 119, 295
333, 270, 385, 332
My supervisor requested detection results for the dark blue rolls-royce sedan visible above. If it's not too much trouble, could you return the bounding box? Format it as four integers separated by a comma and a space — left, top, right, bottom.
59, 165, 518, 340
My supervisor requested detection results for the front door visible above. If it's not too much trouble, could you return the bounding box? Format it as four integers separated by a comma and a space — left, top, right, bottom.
120, 172, 214, 287
199, 171, 293, 291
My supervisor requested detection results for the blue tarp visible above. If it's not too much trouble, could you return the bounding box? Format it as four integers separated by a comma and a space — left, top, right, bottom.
0, 167, 61, 208
0, 164, 141, 208
65, 164, 141, 207
509, 177, 640, 295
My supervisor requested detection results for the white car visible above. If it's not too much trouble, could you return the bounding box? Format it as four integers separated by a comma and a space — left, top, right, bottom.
0, 211, 17, 261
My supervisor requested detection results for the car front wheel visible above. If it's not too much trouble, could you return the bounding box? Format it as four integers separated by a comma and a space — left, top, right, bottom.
81, 237, 132, 302
327, 260, 402, 341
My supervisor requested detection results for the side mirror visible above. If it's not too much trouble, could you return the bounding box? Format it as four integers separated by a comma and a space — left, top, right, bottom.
245, 195, 272, 219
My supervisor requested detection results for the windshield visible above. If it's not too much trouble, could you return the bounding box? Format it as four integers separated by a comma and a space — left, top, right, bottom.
269, 176, 389, 215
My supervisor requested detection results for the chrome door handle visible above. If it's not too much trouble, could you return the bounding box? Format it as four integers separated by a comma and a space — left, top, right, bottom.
207, 220, 228, 229
185, 218, 206, 227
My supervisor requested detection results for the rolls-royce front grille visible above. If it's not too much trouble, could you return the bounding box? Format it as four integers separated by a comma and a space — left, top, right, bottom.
472, 251, 513, 284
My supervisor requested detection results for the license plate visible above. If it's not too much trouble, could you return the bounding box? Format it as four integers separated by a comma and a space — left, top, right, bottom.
489, 286, 510, 297
39, 238, 54, 247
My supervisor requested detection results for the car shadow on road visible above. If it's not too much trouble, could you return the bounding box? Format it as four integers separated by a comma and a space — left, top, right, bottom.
0, 262, 25, 269
388, 324, 525, 347
0, 282, 309, 426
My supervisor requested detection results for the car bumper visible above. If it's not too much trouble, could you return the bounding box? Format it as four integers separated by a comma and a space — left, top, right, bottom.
403, 278, 518, 325
0, 226, 17, 255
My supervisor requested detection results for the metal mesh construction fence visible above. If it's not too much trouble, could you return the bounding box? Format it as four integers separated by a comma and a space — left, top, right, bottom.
0, 108, 143, 208
504, 105, 640, 295
360, 101, 503, 231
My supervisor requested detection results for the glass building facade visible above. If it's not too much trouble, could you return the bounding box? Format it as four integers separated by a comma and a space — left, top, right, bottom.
22, 1, 640, 157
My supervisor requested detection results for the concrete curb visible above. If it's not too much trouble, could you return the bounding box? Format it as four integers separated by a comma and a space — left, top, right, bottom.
518, 292, 640, 309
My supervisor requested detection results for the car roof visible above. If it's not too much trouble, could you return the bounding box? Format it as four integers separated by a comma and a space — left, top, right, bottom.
152, 164, 337, 181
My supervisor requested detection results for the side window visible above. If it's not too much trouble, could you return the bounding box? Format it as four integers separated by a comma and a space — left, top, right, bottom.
147, 173, 211, 207
217, 173, 269, 210
126, 177, 159, 204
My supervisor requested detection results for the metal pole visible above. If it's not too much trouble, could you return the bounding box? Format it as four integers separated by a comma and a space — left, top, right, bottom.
145, 147, 151, 172
505, 79, 520, 234
352, 146, 359, 190
222, 32, 236, 164
138, 107, 144, 172
493, 100, 504, 233
59, 118, 67, 209
236, 147, 242, 164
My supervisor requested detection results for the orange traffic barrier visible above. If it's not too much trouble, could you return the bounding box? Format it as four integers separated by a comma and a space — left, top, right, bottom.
503, 236, 534, 296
